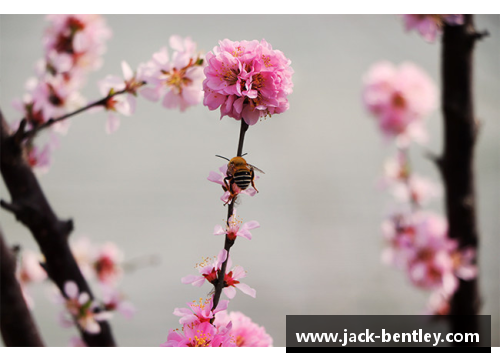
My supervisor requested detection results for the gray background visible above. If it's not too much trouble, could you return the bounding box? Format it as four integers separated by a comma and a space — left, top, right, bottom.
0, 15, 498, 347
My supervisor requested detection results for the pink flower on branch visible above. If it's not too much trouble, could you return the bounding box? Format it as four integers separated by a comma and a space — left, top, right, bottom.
402, 15, 464, 43
203, 38, 294, 125
362, 61, 437, 144
140, 35, 204, 111
58, 281, 111, 334
173, 296, 229, 326
181, 249, 256, 299
214, 212, 260, 241
214, 310, 273, 347
162, 321, 235, 347
98, 61, 146, 134
207, 164, 258, 204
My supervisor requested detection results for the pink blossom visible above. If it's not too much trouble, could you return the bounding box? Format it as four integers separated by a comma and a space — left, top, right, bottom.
59, 281, 111, 334
17, 250, 47, 285
203, 39, 293, 125
140, 35, 204, 111
161, 321, 236, 347
207, 164, 258, 203
424, 291, 451, 315
70, 236, 95, 279
214, 212, 260, 241
25, 133, 60, 175
43, 15, 111, 75
362, 61, 437, 143
93, 242, 123, 285
391, 174, 442, 206
181, 249, 227, 287
30, 73, 85, 130
100, 285, 136, 319
98, 61, 144, 134
402, 15, 464, 42
173, 296, 229, 326
214, 311, 273, 347
181, 249, 256, 299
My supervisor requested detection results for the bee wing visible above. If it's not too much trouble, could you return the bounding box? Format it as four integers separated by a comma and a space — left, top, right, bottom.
248, 163, 265, 174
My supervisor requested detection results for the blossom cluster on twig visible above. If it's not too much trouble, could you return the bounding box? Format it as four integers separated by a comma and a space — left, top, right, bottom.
363, 55, 477, 315
11, 15, 205, 174
163, 38, 293, 347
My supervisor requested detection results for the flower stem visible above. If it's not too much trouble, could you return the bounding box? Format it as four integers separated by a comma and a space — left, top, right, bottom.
211, 119, 249, 312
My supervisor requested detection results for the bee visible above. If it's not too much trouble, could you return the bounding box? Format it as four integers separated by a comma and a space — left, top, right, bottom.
216, 155, 265, 205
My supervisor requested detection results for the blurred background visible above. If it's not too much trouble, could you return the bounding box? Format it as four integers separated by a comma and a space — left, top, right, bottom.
0, 15, 498, 347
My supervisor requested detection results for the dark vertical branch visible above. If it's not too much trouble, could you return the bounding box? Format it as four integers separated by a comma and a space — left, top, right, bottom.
212, 120, 248, 310
0, 228, 45, 347
440, 14, 482, 338
0, 109, 116, 347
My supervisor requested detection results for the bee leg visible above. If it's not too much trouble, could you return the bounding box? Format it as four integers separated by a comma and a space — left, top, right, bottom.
223, 176, 236, 205
250, 169, 259, 193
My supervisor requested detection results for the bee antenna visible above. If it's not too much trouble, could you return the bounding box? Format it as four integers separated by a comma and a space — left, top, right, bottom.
241, 153, 248, 157
215, 155, 231, 161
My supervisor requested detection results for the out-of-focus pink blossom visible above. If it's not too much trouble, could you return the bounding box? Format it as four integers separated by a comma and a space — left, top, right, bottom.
25, 133, 60, 175
100, 285, 136, 319
140, 35, 204, 111
17, 250, 47, 285
362, 61, 437, 143
203, 39, 294, 125
402, 15, 464, 42
173, 296, 229, 326
161, 321, 236, 347
93, 242, 123, 285
214, 311, 273, 347
214, 212, 260, 241
70, 237, 124, 285
207, 164, 259, 204
70, 236, 95, 279
382, 212, 476, 298
391, 174, 442, 206
59, 281, 111, 334
43, 15, 111, 75
424, 291, 451, 316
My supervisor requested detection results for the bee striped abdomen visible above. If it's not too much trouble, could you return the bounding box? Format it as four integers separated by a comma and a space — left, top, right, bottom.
233, 170, 252, 190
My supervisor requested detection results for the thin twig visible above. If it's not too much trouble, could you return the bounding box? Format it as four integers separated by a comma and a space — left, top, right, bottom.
212, 120, 249, 311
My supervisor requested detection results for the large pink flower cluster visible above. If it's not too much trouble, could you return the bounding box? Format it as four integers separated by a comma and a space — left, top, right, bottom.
214, 311, 273, 347
362, 61, 437, 144
402, 15, 464, 42
162, 297, 236, 347
203, 39, 294, 125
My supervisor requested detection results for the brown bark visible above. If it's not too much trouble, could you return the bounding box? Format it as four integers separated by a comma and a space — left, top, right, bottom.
0, 109, 116, 346
440, 14, 485, 341
0, 229, 45, 346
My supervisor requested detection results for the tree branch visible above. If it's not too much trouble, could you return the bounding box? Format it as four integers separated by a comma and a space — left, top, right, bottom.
440, 14, 482, 342
0, 108, 116, 346
0, 228, 45, 347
